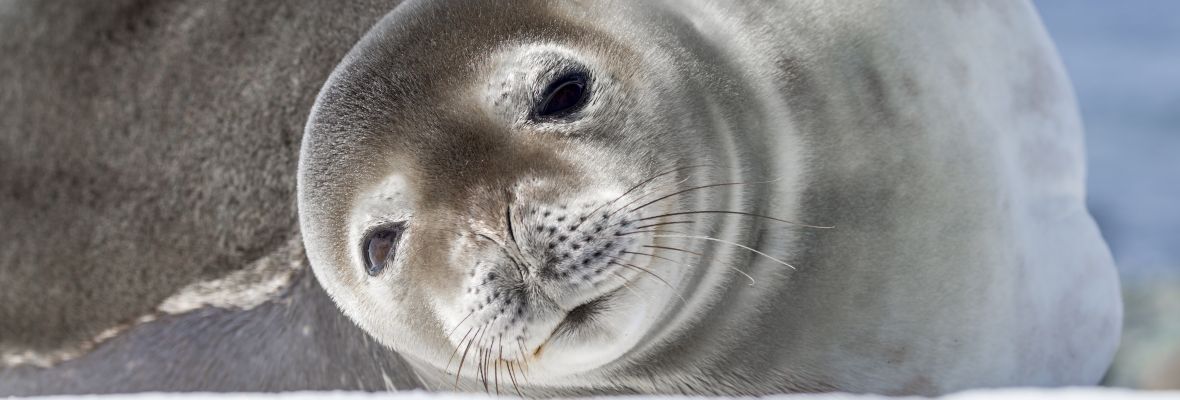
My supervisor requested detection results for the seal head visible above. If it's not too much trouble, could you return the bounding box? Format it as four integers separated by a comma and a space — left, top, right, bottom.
297, 0, 728, 385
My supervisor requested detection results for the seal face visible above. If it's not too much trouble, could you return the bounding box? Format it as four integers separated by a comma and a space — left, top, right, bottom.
298, 1, 715, 384
299, 0, 1122, 395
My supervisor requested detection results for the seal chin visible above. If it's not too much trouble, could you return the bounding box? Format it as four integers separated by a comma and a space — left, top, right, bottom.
518, 270, 661, 377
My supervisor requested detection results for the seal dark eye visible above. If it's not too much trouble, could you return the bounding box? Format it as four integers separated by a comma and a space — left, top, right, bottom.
363, 222, 405, 277
534, 72, 589, 119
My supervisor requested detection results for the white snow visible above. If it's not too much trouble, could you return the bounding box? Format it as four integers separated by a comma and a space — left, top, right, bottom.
17, 388, 1180, 400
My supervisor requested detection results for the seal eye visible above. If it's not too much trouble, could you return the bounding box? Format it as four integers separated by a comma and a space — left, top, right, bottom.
363, 222, 405, 277
535, 72, 589, 119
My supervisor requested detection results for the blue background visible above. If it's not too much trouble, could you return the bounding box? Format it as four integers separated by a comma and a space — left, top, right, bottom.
1038, 1, 1180, 388
1038, 1, 1180, 279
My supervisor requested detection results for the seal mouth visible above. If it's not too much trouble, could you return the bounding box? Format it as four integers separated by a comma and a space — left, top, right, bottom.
552, 295, 611, 337
532, 283, 628, 357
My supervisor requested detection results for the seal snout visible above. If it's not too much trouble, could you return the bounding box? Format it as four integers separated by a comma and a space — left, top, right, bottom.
512, 199, 642, 309
446, 192, 652, 360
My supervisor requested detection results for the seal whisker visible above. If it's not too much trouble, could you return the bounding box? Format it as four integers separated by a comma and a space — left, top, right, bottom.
578, 164, 718, 230
651, 234, 797, 270
474, 341, 483, 391
506, 356, 524, 398
495, 336, 503, 396
475, 345, 486, 391
445, 325, 476, 374
617, 229, 678, 236
643, 244, 704, 257
606, 259, 686, 303
484, 333, 496, 392
626, 178, 784, 216
479, 330, 493, 392
634, 210, 833, 229
607, 176, 692, 218
446, 310, 476, 340
455, 325, 483, 389
476, 324, 494, 390
515, 339, 532, 382
631, 220, 695, 230
624, 250, 755, 286
609, 270, 646, 299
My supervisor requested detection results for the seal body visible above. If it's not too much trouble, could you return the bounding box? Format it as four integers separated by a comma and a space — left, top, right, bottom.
297, 0, 1123, 395
300, 0, 1121, 396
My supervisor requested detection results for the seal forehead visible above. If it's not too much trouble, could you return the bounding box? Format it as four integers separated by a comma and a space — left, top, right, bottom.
326, 0, 605, 108
300, 0, 617, 203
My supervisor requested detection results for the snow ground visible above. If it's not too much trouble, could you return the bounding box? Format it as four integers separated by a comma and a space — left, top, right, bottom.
17, 388, 1180, 400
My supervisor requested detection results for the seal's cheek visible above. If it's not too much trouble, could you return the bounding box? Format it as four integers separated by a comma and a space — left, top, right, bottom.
392, 227, 470, 303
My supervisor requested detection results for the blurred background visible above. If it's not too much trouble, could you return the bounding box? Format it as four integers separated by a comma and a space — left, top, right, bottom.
1036, 0, 1180, 390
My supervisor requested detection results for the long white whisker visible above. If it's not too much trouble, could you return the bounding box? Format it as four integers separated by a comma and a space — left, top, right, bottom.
633, 210, 833, 229
625, 250, 756, 286
626, 177, 784, 214
651, 234, 796, 270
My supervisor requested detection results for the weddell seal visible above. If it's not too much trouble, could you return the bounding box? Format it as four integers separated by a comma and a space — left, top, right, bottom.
298, 0, 1122, 396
